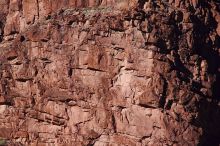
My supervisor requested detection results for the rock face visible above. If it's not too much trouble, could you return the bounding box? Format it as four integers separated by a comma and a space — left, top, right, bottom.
0, 0, 220, 146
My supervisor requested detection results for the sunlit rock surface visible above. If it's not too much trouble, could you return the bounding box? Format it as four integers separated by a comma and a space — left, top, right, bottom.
0, 0, 220, 145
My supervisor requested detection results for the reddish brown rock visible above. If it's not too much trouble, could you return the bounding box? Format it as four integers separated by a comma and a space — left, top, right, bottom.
0, 128, 13, 139
23, 0, 38, 24
0, 0, 220, 146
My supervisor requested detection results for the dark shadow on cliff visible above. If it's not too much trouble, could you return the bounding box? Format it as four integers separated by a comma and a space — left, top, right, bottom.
190, 6, 220, 145
192, 7, 220, 101
196, 99, 220, 146
0, 12, 7, 43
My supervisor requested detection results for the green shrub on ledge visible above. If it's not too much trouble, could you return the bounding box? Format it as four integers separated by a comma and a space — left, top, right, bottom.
0, 139, 6, 146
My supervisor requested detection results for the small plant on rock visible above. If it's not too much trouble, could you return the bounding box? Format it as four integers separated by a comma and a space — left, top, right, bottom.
0, 138, 6, 146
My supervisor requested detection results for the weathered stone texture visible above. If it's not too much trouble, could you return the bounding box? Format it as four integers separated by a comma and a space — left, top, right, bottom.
0, 0, 220, 146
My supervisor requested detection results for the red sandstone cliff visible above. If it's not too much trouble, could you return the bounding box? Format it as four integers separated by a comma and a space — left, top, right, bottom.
0, 0, 220, 146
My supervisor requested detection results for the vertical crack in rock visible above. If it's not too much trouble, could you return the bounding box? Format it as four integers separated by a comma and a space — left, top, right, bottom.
36, 0, 39, 19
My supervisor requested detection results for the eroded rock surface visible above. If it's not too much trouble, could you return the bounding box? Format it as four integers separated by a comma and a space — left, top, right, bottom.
0, 0, 220, 146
